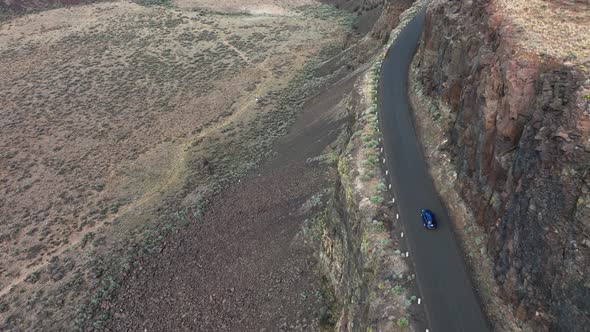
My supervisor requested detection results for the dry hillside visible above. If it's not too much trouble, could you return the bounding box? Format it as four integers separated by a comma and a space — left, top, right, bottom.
0, 0, 356, 329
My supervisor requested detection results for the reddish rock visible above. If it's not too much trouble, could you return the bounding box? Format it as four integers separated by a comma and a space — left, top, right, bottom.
415, 0, 590, 330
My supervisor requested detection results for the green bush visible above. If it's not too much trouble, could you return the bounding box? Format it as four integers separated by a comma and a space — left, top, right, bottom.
365, 153, 379, 165
365, 140, 378, 148
320, 152, 339, 165
397, 317, 409, 328
359, 173, 372, 182
362, 134, 374, 142
370, 196, 384, 204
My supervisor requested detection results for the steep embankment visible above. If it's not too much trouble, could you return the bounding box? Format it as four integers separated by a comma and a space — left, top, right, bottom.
304, 1, 438, 331
413, 0, 590, 330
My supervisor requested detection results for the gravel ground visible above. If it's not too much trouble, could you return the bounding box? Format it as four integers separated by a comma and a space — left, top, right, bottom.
109, 164, 329, 331
107, 71, 356, 331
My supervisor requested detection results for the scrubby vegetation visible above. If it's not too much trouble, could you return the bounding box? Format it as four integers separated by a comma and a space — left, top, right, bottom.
0, 1, 356, 330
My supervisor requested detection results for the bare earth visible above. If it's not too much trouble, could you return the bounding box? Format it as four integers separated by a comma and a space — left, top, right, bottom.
0, 0, 354, 329
108, 108, 344, 331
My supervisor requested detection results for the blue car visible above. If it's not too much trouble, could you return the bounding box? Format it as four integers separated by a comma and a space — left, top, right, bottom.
421, 209, 437, 229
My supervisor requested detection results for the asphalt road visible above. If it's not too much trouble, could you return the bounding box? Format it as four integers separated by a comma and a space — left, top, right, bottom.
378, 11, 490, 332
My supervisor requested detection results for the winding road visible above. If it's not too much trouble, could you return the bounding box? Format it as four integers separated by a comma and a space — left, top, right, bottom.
378, 11, 490, 332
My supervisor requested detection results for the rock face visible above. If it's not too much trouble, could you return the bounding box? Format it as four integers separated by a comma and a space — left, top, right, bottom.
320, 0, 415, 41
415, 0, 590, 330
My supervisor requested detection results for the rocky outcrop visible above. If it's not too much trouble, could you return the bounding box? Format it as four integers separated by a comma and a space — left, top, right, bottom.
415, 0, 590, 330
320, 0, 415, 42
370, 0, 415, 42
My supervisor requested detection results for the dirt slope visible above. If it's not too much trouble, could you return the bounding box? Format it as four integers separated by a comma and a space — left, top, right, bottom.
108, 76, 354, 331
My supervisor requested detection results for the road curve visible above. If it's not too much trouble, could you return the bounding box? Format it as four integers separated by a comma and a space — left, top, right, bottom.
378, 11, 490, 332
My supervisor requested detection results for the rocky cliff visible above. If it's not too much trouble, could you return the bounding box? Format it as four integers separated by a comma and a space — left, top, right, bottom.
319, 0, 414, 41
307, 1, 430, 331
415, 0, 590, 330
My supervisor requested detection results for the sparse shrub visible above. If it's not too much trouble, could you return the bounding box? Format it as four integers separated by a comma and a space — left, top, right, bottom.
364, 154, 379, 166
321, 152, 339, 165
370, 196, 384, 205
309, 193, 323, 208
402, 298, 412, 307
25, 271, 41, 284
92, 236, 107, 247
362, 134, 374, 142
365, 139, 378, 148
48, 257, 66, 281
81, 232, 95, 248
351, 130, 362, 138
376, 222, 386, 232
359, 173, 373, 182
397, 317, 409, 328
475, 236, 483, 245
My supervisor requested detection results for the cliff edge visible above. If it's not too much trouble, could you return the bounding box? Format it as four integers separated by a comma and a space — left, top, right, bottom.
414, 0, 590, 330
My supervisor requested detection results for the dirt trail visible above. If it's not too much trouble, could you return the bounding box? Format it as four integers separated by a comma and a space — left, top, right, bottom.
107, 66, 359, 331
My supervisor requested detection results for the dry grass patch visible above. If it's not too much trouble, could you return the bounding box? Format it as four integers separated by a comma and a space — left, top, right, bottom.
494, 0, 590, 61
